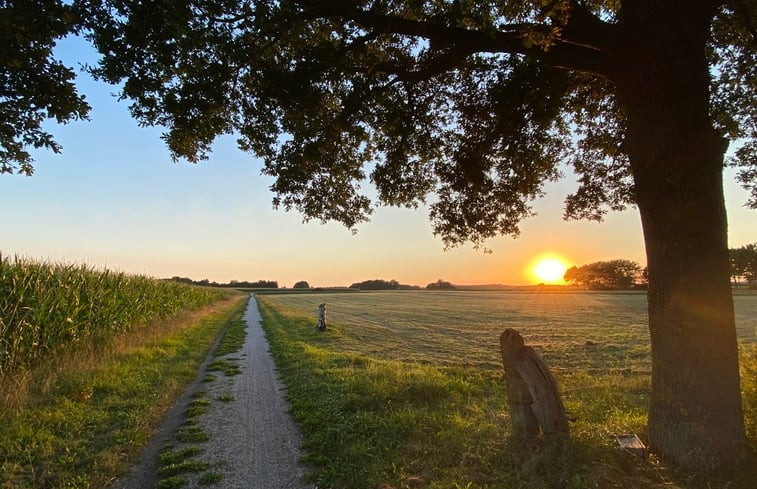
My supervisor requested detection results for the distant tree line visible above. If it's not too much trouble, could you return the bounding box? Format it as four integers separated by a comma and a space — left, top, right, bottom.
168, 277, 279, 288
563, 260, 646, 290
349, 279, 420, 290
730, 243, 757, 287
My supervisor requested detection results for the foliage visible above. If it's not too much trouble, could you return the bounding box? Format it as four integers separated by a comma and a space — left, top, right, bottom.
0, 294, 247, 489
3, 3, 752, 234
292, 280, 311, 289
563, 259, 644, 290
349, 278, 419, 290
730, 243, 757, 286
57, 0, 753, 242
426, 279, 457, 290
0, 255, 227, 374
0, 0, 90, 175
256, 292, 757, 488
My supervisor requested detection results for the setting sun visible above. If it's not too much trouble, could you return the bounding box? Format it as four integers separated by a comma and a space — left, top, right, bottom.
529, 256, 570, 284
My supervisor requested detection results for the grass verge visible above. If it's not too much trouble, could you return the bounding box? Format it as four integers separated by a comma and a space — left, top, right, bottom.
0, 293, 248, 489
257, 294, 757, 489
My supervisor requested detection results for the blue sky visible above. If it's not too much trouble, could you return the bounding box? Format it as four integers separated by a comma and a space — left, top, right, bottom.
0, 37, 753, 287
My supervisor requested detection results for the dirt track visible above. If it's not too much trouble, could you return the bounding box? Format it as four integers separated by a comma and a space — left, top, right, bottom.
113, 296, 313, 488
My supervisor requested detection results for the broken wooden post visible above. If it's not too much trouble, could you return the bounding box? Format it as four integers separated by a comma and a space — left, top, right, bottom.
316, 303, 327, 331
499, 328, 569, 437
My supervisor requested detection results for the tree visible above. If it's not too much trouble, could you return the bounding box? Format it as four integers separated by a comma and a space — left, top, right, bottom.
426, 279, 457, 290
730, 243, 757, 286
349, 278, 419, 290
292, 280, 310, 289
563, 259, 642, 290
4, 0, 755, 469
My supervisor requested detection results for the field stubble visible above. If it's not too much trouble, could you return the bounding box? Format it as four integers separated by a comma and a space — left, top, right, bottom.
257, 290, 757, 489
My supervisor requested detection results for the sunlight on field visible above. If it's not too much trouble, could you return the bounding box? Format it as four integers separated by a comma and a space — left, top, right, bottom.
259, 290, 757, 373
258, 290, 757, 488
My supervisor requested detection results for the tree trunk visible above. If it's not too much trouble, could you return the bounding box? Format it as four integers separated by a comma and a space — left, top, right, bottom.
610, 5, 752, 468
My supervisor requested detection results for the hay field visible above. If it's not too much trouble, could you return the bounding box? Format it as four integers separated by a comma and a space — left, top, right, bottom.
258, 290, 756, 374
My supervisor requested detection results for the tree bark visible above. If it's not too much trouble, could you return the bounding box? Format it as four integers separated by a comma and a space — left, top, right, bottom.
609, 4, 752, 468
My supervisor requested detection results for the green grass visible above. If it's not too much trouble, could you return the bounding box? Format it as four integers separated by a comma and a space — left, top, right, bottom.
207, 358, 242, 376
0, 293, 248, 489
213, 317, 248, 356
257, 291, 757, 489
199, 471, 224, 485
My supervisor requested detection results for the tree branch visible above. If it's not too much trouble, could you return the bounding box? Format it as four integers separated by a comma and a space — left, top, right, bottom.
295, 0, 614, 77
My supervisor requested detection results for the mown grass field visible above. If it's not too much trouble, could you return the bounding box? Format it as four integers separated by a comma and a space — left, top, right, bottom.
257, 290, 757, 489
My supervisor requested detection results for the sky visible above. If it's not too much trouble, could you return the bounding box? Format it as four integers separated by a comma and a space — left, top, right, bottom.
1, 37, 754, 288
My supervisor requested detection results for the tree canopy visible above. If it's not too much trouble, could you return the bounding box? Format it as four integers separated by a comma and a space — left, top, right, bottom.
2, 1, 754, 242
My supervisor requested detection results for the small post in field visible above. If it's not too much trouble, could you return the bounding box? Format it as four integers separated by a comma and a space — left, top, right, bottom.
499, 328, 569, 438
316, 303, 327, 331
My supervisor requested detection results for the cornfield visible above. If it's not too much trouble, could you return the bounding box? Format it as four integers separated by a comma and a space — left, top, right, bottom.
0, 255, 227, 374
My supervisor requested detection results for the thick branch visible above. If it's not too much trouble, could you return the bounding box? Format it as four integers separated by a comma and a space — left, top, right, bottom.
296, 0, 614, 77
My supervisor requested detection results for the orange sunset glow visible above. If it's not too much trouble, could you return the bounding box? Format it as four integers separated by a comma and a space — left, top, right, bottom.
528, 255, 570, 284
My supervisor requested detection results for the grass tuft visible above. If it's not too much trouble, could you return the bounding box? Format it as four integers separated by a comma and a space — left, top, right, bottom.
176, 426, 211, 443
157, 475, 186, 489
199, 471, 224, 485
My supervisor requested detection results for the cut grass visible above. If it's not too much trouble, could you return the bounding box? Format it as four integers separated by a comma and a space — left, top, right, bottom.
257, 291, 757, 489
0, 294, 248, 489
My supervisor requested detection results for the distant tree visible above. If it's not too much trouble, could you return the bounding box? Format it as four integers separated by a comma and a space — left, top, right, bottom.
426, 279, 457, 290
169, 276, 194, 285
730, 243, 757, 286
349, 278, 416, 290
563, 260, 642, 290
292, 281, 310, 289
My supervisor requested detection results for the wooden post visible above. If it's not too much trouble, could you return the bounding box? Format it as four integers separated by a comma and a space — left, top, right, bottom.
499, 328, 569, 437
316, 303, 327, 331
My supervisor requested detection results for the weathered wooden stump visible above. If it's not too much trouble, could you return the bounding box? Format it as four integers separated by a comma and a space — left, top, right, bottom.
316, 303, 327, 331
499, 328, 569, 437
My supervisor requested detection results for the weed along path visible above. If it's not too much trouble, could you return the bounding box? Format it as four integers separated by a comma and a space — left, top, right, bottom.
114, 296, 313, 489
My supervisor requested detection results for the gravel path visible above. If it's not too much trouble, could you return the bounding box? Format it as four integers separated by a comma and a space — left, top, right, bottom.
113, 296, 313, 488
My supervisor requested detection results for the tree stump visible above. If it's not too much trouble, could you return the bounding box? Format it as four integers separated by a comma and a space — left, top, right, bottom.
316, 303, 327, 331
499, 328, 569, 437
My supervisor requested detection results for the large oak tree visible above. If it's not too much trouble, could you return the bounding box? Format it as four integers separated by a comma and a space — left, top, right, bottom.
2, 0, 755, 469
